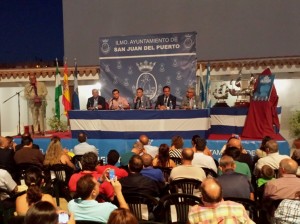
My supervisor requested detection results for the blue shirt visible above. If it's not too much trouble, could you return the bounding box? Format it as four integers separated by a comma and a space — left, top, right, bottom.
141, 167, 164, 183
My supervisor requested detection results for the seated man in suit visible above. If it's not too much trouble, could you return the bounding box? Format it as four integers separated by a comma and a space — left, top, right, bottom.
155, 85, 176, 110
180, 87, 200, 109
86, 89, 106, 110
133, 87, 151, 109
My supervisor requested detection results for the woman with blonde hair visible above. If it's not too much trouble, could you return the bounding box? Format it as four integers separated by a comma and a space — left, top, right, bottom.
16, 166, 56, 215
43, 136, 75, 169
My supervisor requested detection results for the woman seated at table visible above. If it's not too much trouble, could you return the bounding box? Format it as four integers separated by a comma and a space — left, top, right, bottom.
153, 144, 176, 168
43, 136, 75, 170
15, 166, 56, 215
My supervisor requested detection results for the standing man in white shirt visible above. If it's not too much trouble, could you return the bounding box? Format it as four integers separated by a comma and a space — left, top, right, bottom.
73, 133, 98, 156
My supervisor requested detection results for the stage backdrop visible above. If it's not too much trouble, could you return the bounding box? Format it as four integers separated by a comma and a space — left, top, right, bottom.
99, 32, 197, 106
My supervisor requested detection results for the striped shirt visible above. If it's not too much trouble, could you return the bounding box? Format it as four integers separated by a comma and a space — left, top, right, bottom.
188, 200, 255, 224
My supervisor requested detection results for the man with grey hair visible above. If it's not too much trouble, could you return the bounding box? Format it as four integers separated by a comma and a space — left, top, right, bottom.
180, 87, 200, 109
86, 89, 106, 110
264, 158, 300, 200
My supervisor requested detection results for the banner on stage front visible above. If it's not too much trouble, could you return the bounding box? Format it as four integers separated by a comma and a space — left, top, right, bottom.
99, 32, 197, 105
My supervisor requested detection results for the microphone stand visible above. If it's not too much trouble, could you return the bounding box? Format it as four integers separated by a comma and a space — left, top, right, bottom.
3, 89, 24, 136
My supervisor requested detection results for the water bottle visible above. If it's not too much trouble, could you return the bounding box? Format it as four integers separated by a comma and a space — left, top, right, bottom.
169, 100, 173, 110
193, 99, 197, 110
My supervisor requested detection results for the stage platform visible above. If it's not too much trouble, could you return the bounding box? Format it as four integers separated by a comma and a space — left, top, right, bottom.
14, 132, 290, 161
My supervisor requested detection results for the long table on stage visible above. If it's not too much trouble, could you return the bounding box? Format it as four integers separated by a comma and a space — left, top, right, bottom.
69, 109, 210, 139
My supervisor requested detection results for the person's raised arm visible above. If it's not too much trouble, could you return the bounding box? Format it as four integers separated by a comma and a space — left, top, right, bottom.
110, 178, 129, 209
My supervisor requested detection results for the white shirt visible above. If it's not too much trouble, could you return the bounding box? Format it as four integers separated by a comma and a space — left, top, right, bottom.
192, 152, 218, 173
73, 142, 98, 156
170, 165, 206, 182
0, 169, 17, 200
254, 152, 290, 175
144, 145, 159, 158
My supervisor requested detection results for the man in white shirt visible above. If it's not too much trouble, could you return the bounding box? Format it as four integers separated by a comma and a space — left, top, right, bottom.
0, 169, 18, 202
170, 148, 206, 182
191, 137, 217, 173
73, 133, 98, 156
138, 134, 158, 158
254, 139, 289, 176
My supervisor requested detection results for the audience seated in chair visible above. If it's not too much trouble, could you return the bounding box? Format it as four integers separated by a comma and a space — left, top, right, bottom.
169, 135, 184, 164
96, 149, 128, 179
119, 155, 162, 197
253, 136, 272, 164
43, 136, 75, 170
217, 155, 254, 200
254, 139, 290, 177
15, 133, 40, 152
169, 148, 206, 182
14, 136, 44, 168
264, 158, 300, 200
73, 133, 98, 156
0, 136, 16, 177
141, 153, 165, 183
188, 178, 255, 224
107, 208, 138, 224
68, 174, 128, 223
221, 146, 252, 180
69, 152, 114, 202
191, 136, 217, 173
24, 201, 75, 224
291, 148, 300, 177
120, 141, 144, 167
152, 144, 176, 168
274, 191, 300, 223
16, 166, 56, 215
256, 164, 275, 202
222, 136, 254, 171
138, 134, 159, 159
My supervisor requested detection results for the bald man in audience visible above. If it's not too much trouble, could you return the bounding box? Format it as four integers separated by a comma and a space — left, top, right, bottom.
254, 139, 290, 176
138, 134, 158, 158
188, 178, 255, 224
217, 155, 254, 200
169, 148, 206, 182
264, 158, 300, 200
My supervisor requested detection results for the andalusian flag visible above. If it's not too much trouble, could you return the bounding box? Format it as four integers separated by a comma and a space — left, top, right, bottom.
72, 60, 80, 110
204, 63, 211, 108
55, 59, 62, 120
62, 60, 71, 116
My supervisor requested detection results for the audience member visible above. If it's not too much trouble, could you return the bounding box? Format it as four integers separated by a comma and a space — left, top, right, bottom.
169, 148, 206, 182
141, 153, 164, 183
274, 191, 300, 223
14, 136, 44, 167
5, 136, 16, 152
119, 155, 161, 197
222, 146, 252, 180
96, 150, 128, 179
24, 201, 75, 224
253, 136, 272, 164
139, 134, 158, 158
169, 135, 184, 160
0, 169, 17, 210
155, 85, 176, 110
217, 155, 254, 200
264, 158, 300, 200
86, 88, 106, 110
291, 148, 300, 176
254, 139, 290, 176
16, 166, 56, 215
108, 89, 130, 110
225, 136, 253, 171
257, 165, 275, 188
68, 174, 128, 222
43, 136, 75, 170
188, 178, 255, 224
107, 208, 138, 224
15, 133, 40, 151
152, 144, 176, 168
73, 132, 98, 156
191, 137, 217, 173
190, 135, 212, 156
120, 141, 144, 167
0, 136, 15, 176
69, 152, 114, 201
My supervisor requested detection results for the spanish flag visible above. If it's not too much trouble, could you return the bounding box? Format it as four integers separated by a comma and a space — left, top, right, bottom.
62, 60, 71, 116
